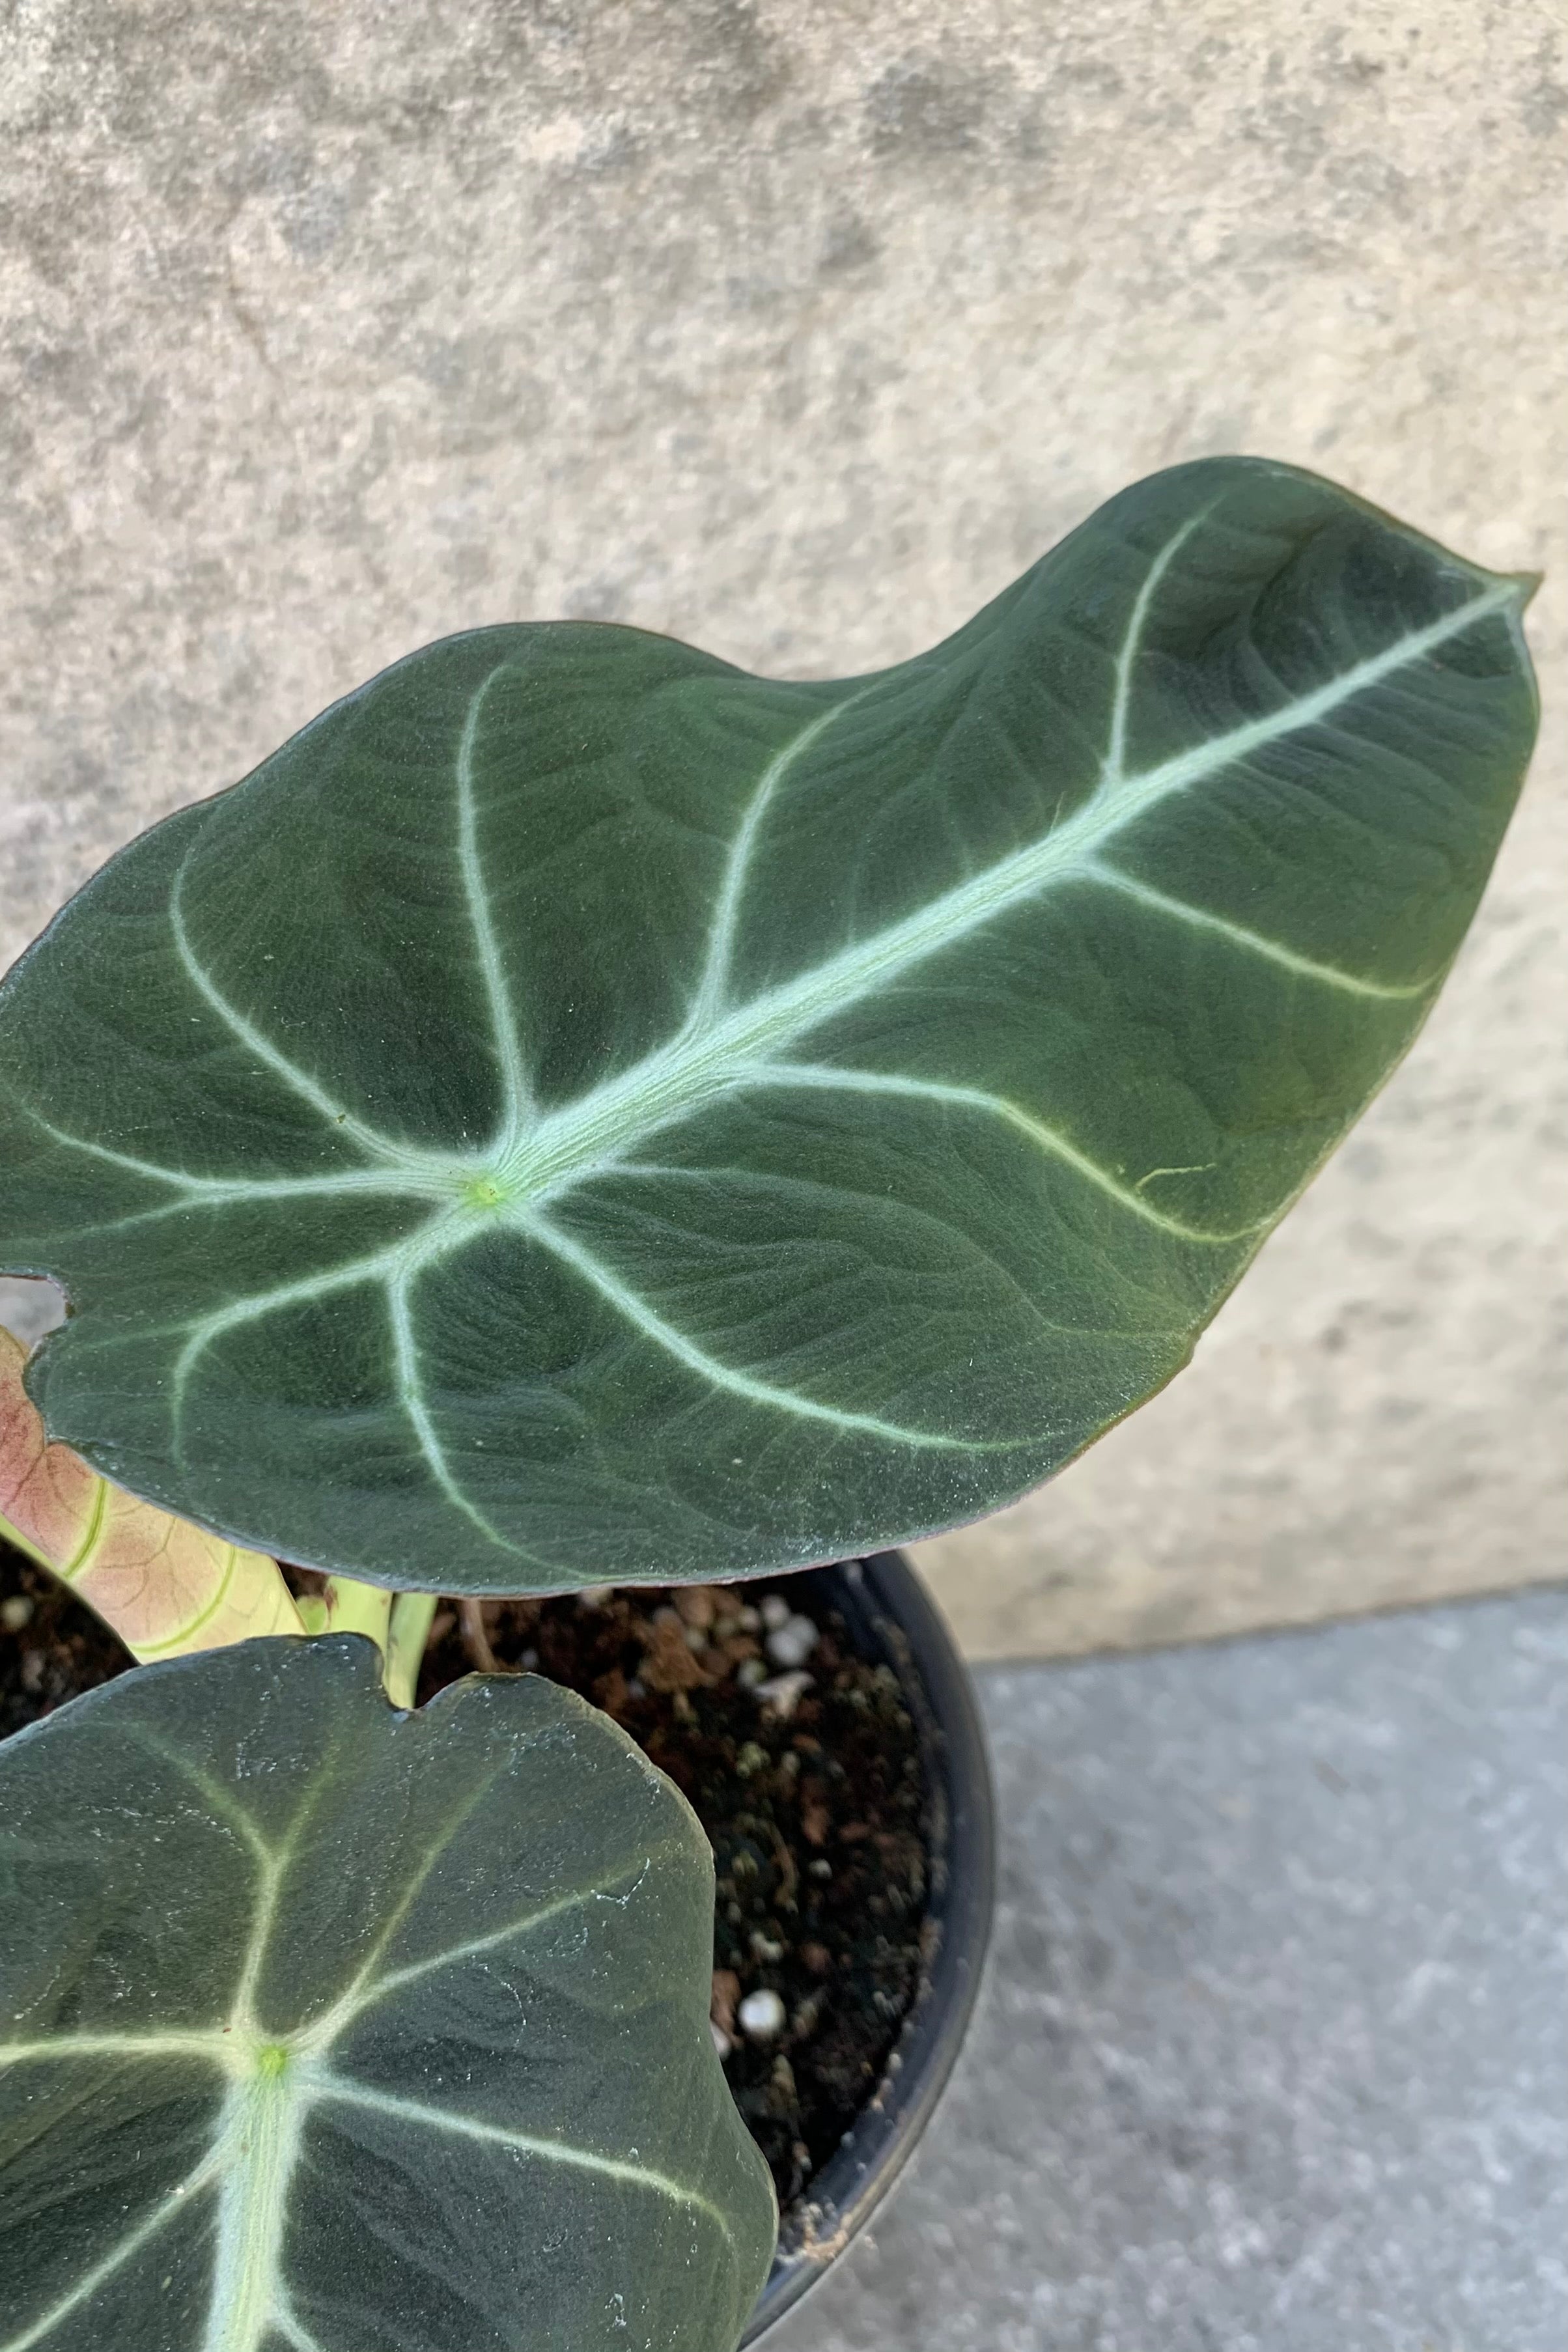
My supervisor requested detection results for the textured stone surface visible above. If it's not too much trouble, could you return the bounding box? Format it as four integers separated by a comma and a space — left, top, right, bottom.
768, 1591, 1568, 2351
0, 1278, 64, 1351
1, 3, 1563, 1650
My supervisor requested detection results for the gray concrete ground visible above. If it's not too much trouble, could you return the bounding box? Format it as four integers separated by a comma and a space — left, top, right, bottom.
1, 3, 1563, 1655
768, 1591, 1568, 2352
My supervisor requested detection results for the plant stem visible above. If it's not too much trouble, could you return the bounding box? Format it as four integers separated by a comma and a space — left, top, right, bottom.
313, 1578, 439, 1709
458, 1596, 502, 1675
321, 1575, 393, 1656
385, 1592, 440, 1709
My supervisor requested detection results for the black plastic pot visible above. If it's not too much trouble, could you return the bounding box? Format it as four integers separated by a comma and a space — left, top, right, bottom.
740, 1550, 995, 2344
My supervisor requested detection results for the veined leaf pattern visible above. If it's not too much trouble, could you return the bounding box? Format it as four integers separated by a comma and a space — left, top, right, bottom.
0, 459, 1538, 1590
0, 1639, 776, 2352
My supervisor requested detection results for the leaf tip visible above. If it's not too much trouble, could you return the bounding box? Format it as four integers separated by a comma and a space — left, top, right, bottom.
1505, 568, 1545, 612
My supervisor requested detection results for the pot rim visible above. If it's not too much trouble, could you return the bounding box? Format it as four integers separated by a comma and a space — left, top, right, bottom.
740, 1548, 996, 2344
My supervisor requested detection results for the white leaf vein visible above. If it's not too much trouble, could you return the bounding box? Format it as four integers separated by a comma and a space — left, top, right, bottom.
319, 1843, 684, 2039
497, 580, 1515, 1214
385, 1263, 526, 1557
309, 2076, 740, 2248
1083, 863, 1435, 1000
0, 1731, 731, 2351
10, 562, 1516, 1519
516, 1207, 981, 1451
739, 1063, 1259, 1242
1102, 511, 1210, 786
0, 2149, 223, 2352
684, 688, 867, 1035
169, 858, 406, 1167
456, 664, 535, 1147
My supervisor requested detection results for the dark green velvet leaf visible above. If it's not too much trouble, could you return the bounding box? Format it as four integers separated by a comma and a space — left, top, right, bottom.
0, 1639, 776, 2351
0, 458, 1538, 1589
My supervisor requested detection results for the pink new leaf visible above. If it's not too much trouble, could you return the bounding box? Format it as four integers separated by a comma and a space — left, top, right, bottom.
0, 1324, 304, 1659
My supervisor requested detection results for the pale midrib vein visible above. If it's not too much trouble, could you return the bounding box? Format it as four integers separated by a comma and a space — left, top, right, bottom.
691, 587, 1509, 1043
24, 574, 1500, 1270
7, 2029, 727, 2351
1, 1801, 715, 2351
199, 2069, 302, 2352
26, 574, 1512, 1521
499, 582, 1515, 1209
309, 2077, 738, 2247
456, 665, 535, 1149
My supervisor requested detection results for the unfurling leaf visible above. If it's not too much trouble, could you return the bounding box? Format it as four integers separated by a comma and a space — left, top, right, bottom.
0, 459, 1539, 1592
0, 1638, 777, 2351
0, 1323, 303, 1658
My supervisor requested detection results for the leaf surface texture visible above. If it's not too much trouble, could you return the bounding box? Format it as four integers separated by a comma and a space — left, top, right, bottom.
0, 458, 1538, 1588
0, 1639, 776, 2350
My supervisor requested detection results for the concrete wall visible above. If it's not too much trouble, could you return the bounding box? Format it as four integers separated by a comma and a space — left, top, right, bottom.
2, 1, 1562, 1654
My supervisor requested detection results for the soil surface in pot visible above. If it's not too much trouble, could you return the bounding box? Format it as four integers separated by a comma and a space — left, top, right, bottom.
0, 1550, 128, 1735
0, 1543, 931, 2215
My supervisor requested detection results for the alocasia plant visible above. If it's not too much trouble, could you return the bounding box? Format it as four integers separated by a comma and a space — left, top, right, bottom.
0, 1639, 774, 2352
0, 1327, 445, 1700
0, 457, 1539, 2347
0, 1323, 304, 1660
